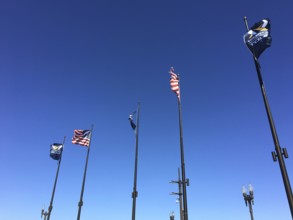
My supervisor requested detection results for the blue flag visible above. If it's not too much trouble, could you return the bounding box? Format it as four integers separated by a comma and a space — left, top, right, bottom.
50, 143, 63, 160
129, 112, 137, 131
244, 18, 272, 58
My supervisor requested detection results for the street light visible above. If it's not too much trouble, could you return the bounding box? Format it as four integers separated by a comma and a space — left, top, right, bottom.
170, 211, 175, 220
41, 208, 49, 220
242, 184, 254, 220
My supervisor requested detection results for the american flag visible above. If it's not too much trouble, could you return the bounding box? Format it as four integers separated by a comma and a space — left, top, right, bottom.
72, 130, 91, 147
169, 67, 180, 100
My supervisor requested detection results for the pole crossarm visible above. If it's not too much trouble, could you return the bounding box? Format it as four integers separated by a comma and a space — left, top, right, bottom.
170, 180, 181, 184
272, 147, 289, 162
170, 192, 182, 196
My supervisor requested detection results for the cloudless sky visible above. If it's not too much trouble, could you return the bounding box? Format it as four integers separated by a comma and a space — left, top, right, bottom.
1, 1, 293, 220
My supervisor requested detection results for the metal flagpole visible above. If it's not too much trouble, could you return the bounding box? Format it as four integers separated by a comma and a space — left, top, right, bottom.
47, 136, 66, 220
177, 98, 189, 220
132, 102, 140, 220
77, 125, 94, 220
244, 17, 293, 218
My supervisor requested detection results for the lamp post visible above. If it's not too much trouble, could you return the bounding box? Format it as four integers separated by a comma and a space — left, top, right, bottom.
170, 192, 183, 220
170, 211, 175, 220
41, 208, 49, 220
242, 184, 254, 220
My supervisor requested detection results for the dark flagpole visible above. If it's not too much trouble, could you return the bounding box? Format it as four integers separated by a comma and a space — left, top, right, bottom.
131, 102, 140, 220
47, 136, 66, 220
244, 17, 293, 218
77, 125, 94, 220
177, 97, 189, 220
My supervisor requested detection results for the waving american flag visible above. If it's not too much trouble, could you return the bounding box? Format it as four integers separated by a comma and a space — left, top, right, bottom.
169, 67, 180, 100
72, 130, 91, 147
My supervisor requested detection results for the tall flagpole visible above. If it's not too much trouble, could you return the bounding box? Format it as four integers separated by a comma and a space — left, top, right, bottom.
170, 67, 189, 220
244, 17, 293, 218
77, 125, 94, 220
177, 97, 189, 220
47, 136, 66, 220
132, 102, 140, 220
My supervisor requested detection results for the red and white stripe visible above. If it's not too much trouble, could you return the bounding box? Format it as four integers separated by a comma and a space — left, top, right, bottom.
169, 67, 180, 100
72, 130, 90, 147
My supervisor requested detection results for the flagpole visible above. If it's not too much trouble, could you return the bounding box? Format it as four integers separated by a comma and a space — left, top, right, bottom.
244, 17, 293, 218
177, 98, 189, 220
47, 136, 66, 220
77, 125, 94, 220
131, 102, 140, 220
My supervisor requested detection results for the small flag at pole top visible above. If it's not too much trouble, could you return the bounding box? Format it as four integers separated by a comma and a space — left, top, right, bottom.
169, 67, 180, 100
50, 143, 63, 160
129, 112, 137, 131
243, 18, 272, 58
72, 130, 91, 147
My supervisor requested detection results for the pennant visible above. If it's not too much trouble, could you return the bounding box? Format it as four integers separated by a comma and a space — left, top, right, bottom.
169, 67, 180, 100
244, 18, 272, 58
72, 130, 91, 147
50, 143, 63, 160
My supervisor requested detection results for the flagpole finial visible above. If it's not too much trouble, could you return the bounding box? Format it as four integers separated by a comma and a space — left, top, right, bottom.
244, 16, 249, 31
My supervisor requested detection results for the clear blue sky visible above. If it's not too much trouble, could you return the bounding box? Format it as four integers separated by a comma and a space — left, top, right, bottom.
1, 1, 293, 220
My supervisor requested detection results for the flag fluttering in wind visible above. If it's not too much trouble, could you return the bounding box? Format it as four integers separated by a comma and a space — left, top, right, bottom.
129, 103, 140, 220
47, 137, 66, 220
169, 67, 189, 220
72, 130, 91, 147
243, 18, 293, 215
129, 112, 137, 131
72, 127, 93, 220
243, 18, 272, 58
50, 143, 63, 160
169, 67, 180, 100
